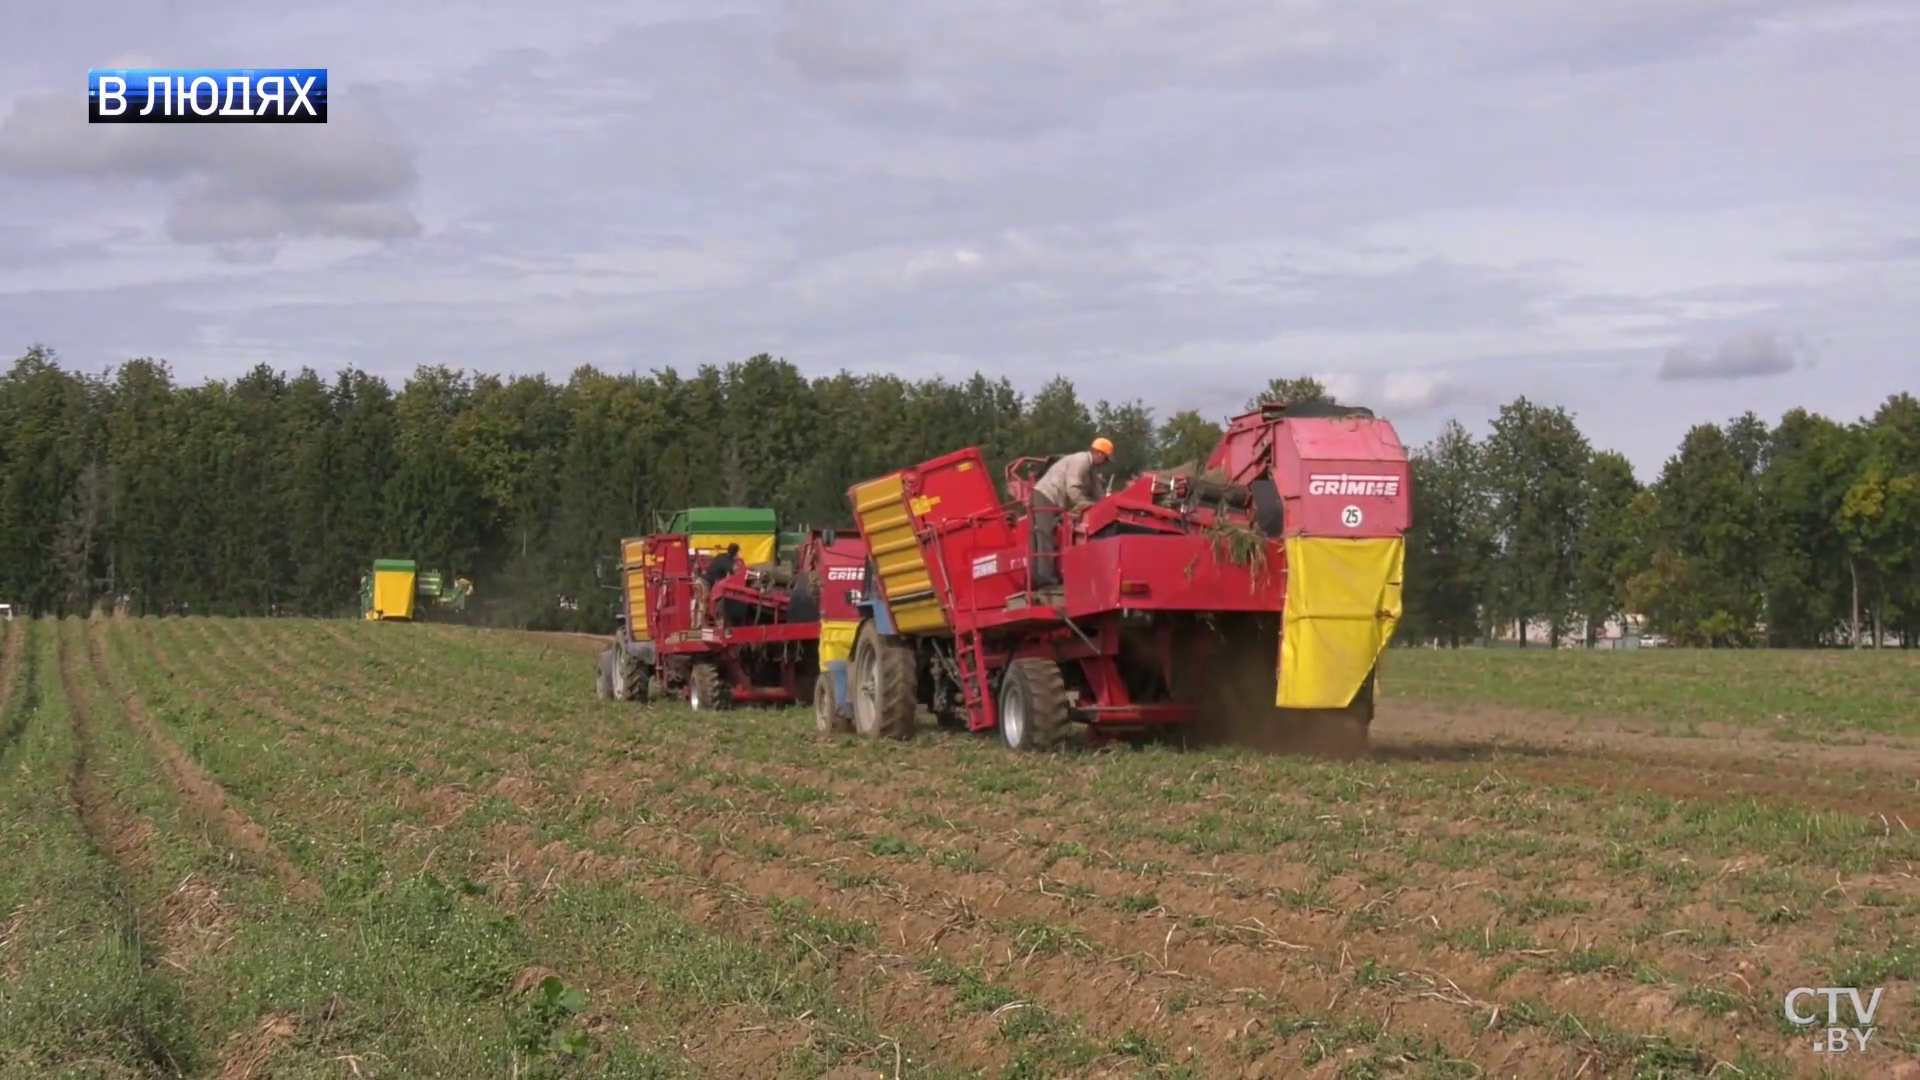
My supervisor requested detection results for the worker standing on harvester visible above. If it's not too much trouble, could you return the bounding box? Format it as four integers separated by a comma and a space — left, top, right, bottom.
1029, 436, 1112, 589
692, 543, 741, 631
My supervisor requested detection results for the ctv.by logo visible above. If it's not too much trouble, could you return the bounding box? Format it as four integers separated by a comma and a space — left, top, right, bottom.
1784, 987, 1883, 1053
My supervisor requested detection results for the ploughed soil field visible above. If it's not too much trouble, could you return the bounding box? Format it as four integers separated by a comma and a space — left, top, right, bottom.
2, 617, 1917, 1080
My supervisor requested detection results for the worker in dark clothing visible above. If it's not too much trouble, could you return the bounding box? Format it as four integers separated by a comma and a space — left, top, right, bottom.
703, 543, 741, 585
1030, 437, 1112, 590
692, 543, 740, 631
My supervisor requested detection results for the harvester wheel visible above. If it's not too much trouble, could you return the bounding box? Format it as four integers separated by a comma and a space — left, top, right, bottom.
850, 619, 916, 741
814, 674, 852, 735
614, 649, 646, 702
595, 649, 615, 700
998, 658, 1068, 752
688, 663, 729, 711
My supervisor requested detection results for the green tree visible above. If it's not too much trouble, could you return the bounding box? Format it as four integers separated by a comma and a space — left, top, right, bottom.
1629, 422, 1766, 646
1091, 398, 1158, 483
1244, 376, 1333, 411
1757, 409, 1863, 646
1154, 409, 1223, 471
1572, 451, 1644, 645
1402, 420, 1492, 646
1480, 397, 1593, 646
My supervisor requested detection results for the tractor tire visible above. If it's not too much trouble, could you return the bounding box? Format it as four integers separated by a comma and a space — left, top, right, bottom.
596, 649, 615, 700
615, 648, 647, 702
998, 657, 1069, 752
611, 652, 633, 701
688, 663, 729, 712
814, 673, 851, 735
850, 619, 917, 741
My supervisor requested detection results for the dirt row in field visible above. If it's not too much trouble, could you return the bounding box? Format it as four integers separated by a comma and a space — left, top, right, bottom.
276, 631, 1857, 1076
200, 622, 1329, 1076
52, 619, 197, 1006
84, 619, 320, 902
129, 619, 1916, 1078
346, 623, 1903, 843
319, 626, 1920, 949
591, 756, 1903, 1075
1372, 703, 1920, 819
142, 621, 1001, 1078
477, 626, 1920, 823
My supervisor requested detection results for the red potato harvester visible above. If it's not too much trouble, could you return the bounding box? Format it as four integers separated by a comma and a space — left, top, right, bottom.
830, 400, 1410, 756
598, 523, 869, 711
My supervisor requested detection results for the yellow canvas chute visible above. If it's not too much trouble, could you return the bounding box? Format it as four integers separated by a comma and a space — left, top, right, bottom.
817, 619, 859, 665
1278, 536, 1404, 708
688, 534, 777, 566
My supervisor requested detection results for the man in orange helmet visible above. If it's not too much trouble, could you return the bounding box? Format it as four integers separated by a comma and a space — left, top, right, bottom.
1028, 436, 1113, 590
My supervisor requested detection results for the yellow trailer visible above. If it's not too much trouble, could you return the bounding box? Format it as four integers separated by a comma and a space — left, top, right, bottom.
362, 559, 419, 620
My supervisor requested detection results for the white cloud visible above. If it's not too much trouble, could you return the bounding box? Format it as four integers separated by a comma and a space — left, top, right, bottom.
1657, 329, 1810, 381
0, 83, 422, 248
0, 0, 1914, 481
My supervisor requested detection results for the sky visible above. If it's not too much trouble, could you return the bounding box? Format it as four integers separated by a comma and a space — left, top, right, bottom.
1, 0, 1917, 480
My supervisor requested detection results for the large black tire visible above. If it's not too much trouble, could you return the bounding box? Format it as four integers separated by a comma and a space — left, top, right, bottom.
997, 657, 1069, 751
615, 647, 647, 702
815, 672, 851, 735
595, 649, 615, 700
850, 619, 916, 740
611, 650, 633, 700
688, 662, 729, 712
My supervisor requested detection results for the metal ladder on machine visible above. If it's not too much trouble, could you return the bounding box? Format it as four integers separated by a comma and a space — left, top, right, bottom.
927, 523, 997, 731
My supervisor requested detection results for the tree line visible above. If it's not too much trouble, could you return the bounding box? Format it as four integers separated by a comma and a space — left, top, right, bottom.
1, 345, 1914, 646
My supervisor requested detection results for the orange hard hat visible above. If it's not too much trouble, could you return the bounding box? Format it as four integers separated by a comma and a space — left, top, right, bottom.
1091, 436, 1114, 455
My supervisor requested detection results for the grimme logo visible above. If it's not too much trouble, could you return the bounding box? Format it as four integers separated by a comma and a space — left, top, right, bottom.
1306, 473, 1400, 497
825, 566, 862, 581
1784, 987, 1883, 1053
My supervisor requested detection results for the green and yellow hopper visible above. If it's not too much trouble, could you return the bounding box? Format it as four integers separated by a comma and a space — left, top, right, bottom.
361, 559, 473, 621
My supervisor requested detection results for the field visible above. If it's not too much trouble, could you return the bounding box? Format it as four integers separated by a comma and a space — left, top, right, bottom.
2, 618, 1917, 1080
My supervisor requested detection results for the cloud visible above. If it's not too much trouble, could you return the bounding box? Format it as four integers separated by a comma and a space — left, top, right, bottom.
0, 85, 421, 248
1656, 330, 1808, 381
1, 0, 1917, 488
776, 0, 910, 85
1788, 235, 1920, 264
1316, 368, 1497, 417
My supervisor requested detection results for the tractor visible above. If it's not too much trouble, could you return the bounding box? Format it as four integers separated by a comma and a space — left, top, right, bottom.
596, 507, 869, 710
823, 400, 1409, 757
361, 559, 474, 621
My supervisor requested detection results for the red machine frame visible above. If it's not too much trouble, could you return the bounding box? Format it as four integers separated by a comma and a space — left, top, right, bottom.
640, 529, 870, 710
844, 402, 1410, 752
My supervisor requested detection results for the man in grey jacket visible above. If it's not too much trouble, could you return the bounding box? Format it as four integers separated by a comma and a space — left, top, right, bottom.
1029, 436, 1113, 589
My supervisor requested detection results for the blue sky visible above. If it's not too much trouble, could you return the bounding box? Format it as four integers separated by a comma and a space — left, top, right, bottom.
2, 0, 1916, 478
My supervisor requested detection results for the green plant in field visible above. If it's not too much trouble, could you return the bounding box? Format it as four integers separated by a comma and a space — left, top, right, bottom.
509, 974, 593, 1077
